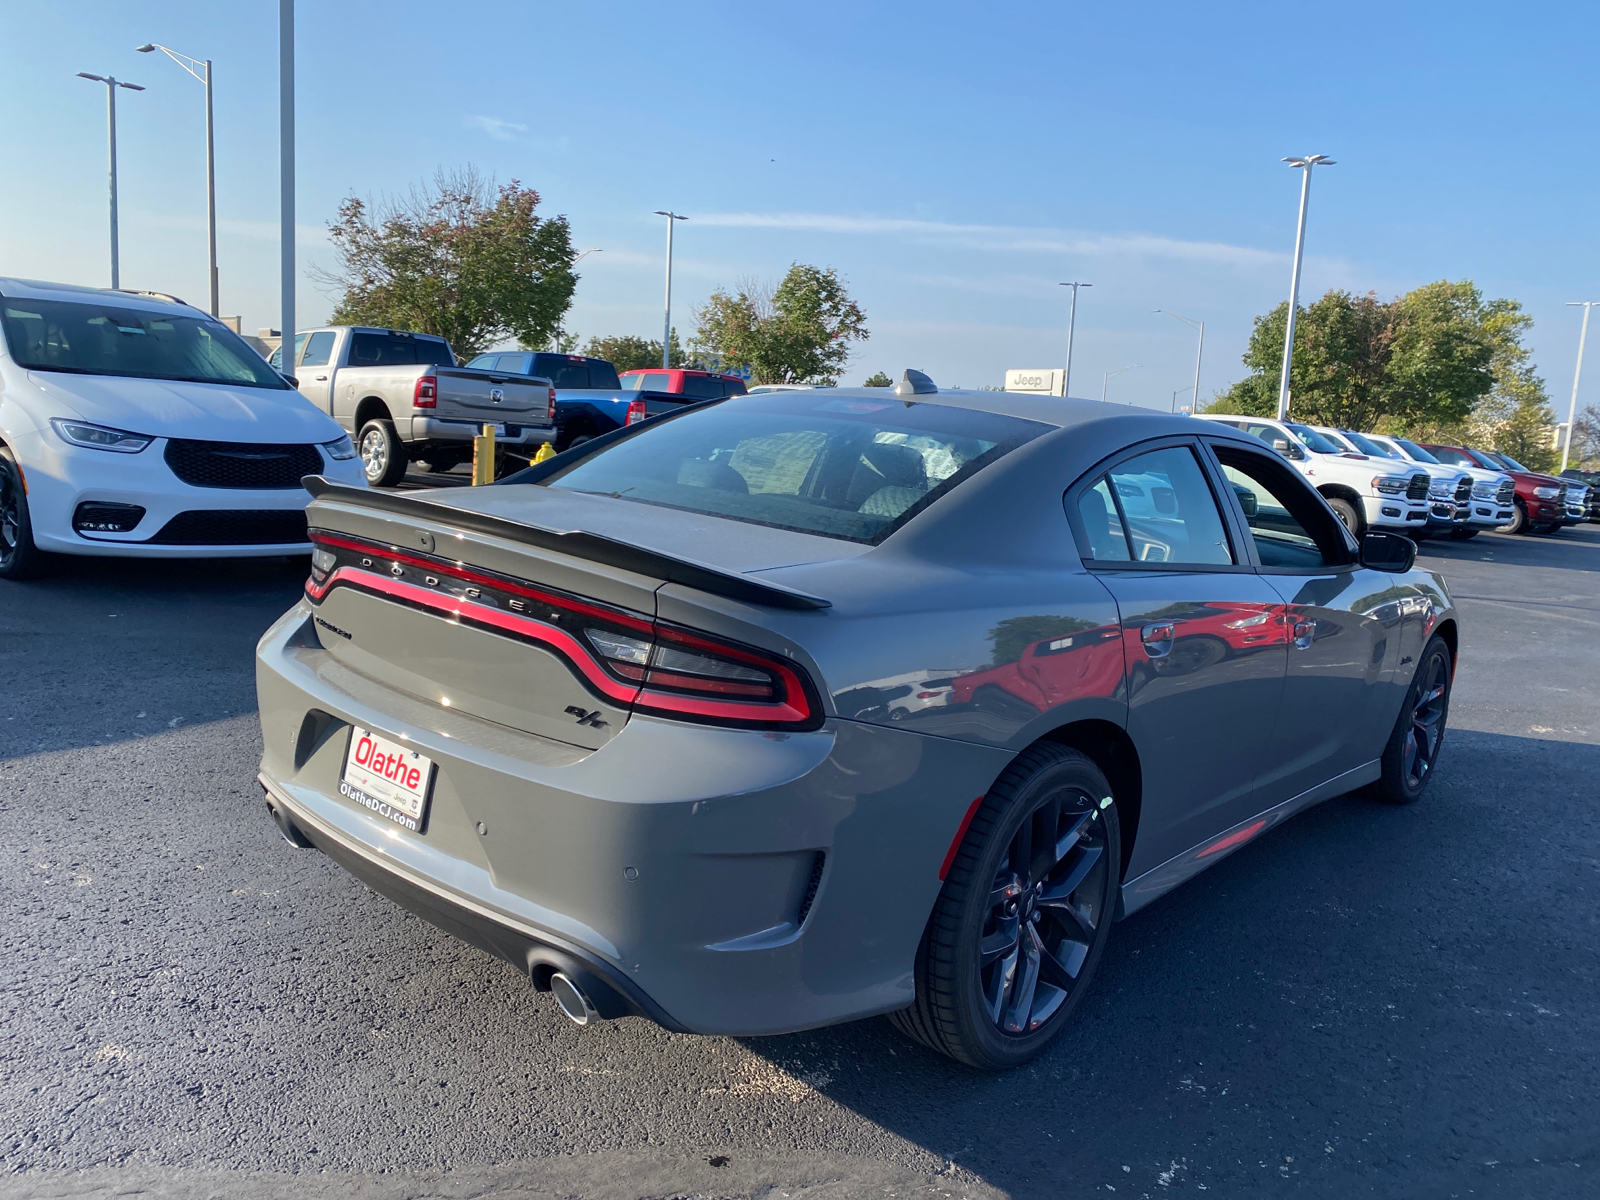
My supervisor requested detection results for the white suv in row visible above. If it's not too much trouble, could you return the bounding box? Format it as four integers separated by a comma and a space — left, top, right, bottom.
1194, 414, 1430, 535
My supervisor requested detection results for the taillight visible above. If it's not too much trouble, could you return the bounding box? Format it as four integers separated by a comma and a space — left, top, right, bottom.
304, 529, 821, 731
625, 399, 648, 425
547, 386, 557, 423
413, 375, 437, 408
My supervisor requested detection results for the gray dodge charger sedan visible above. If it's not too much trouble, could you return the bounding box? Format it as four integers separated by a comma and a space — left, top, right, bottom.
256, 373, 1457, 1069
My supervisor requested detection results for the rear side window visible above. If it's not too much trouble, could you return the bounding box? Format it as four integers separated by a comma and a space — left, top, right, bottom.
348, 333, 452, 366
1076, 479, 1131, 562
540, 394, 1048, 544
680, 375, 728, 399
1082, 446, 1234, 565
624, 371, 672, 392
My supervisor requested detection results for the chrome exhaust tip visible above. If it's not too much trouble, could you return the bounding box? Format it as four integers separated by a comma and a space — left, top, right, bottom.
548, 972, 600, 1026
263, 793, 314, 849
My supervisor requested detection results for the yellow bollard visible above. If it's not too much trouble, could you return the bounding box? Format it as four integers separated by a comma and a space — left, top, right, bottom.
532, 441, 556, 465
471, 424, 496, 486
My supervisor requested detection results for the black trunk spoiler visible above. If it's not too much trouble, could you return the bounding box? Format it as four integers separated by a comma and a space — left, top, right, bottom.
301, 477, 831, 612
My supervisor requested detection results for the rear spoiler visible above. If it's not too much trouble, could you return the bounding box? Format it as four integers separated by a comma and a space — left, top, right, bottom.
301, 477, 831, 612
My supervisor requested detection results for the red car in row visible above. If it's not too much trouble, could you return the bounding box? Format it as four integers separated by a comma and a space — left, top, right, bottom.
1422, 443, 1586, 535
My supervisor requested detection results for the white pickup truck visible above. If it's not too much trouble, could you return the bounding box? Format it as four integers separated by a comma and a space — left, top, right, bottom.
274, 326, 556, 486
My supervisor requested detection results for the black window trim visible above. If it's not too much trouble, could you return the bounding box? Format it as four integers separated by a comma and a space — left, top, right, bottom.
1196, 437, 1358, 575
1062, 435, 1253, 575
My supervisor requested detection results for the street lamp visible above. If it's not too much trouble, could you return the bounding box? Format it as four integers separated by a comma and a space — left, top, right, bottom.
1277, 154, 1335, 420
1058, 282, 1092, 398
136, 43, 218, 316
653, 212, 688, 369
552, 249, 602, 350
1101, 364, 1137, 403
76, 72, 145, 290
1563, 301, 1598, 473
1154, 309, 1205, 415
1172, 387, 1187, 414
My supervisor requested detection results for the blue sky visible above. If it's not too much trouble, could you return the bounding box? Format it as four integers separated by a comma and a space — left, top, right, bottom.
3, 1, 1597, 413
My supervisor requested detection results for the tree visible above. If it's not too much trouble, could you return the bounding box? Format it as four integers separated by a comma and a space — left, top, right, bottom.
316, 167, 575, 361
694, 264, 869, 385
1570, 404, 1600, 469
581, 331, 686, 373
863, 371, 893, 387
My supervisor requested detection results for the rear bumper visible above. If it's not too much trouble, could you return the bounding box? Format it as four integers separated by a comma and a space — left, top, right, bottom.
407, 417, 555, 446
254, 602, 1011, 1035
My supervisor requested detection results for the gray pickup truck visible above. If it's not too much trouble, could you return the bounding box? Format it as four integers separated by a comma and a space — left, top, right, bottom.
274, 326, 556, 486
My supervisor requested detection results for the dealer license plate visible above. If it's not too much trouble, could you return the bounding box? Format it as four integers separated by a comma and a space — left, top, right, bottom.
339, 727, 435, 834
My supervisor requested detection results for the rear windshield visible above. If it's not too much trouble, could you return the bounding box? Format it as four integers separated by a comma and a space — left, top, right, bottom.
1, 298, 289, 389
680, 375, 733, 400
540, 393, 1050, 544
534, 355, 622, 390
348, 332, 453, 367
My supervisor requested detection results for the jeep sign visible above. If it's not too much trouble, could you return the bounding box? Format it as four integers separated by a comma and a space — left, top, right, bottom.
1005, 368, 1065, 396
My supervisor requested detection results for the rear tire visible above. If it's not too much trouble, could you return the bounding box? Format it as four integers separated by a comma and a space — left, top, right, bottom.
1325, 496, 1363, 537
0, 447, 52, 580
889, 744, 1119, 1070
358, 419, 408, 487
1369, 634, 1452, 806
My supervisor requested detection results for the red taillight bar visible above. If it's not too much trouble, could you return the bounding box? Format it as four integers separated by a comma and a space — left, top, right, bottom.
413, 375, 437, 408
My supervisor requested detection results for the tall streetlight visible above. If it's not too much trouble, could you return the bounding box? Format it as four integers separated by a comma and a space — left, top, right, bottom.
1172, 387, 1188, 414
1276, 154, 1335, 420
1101, 364, 1137, 403
76, 72, 145, 290
136, 43, 217, 316
279, 0, 294, 368
1562, 301, 1598, 473
1058, 282, 1092, 398
1154, 309, 1205, 415
552, 249, 601, 350
653, 212, 688, 368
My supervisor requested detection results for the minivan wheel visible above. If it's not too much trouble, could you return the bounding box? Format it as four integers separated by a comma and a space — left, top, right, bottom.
358, 419, 408, 487
890, 744, 1119, 1070
1369, 634, 1452, 806
0, 447, 51, 580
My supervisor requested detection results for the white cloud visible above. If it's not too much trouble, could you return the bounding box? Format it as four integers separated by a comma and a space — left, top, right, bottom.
693, 211, 1287, 270
465, 115, 529, 142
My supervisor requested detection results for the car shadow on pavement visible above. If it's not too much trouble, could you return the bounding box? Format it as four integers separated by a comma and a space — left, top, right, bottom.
734, 729, 1600, 1198
0, 555, 306, 761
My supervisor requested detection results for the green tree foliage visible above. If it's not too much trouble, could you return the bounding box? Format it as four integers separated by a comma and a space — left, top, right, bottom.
580, 331, 686, 373
316, 168, 575, 361
1208, 281, 1536, 443
863, 371, 893, 387
1570, 405, 1600, 469
694, 265, 869, 385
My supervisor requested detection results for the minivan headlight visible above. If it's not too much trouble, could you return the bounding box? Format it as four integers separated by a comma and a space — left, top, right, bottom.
320, 435, 357, 461
50, 418, 153, 453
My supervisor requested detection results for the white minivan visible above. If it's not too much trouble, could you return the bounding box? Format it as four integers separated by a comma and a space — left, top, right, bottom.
0, 278, 367, 578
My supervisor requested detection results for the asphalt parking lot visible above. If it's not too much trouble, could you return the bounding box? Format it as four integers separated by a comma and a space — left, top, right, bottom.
2, 526, 1596, 1200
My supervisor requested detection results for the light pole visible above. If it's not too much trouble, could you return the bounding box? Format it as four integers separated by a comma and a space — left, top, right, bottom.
76, 72, 145, 290
1563, 301, 1598, 473
1277, 154, 1335, 420
1101, 364, 1136, 403
1154, 309, 1205, 415
136, 43, 217, 316
1172, 387, 1187, 414
279, 0, 294, 369
653, 211, 688, 368
1058, 282, 1092, 398
552, 249, 601, 350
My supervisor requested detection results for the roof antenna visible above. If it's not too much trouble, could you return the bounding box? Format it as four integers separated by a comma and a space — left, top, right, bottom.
893, 368, 938, 397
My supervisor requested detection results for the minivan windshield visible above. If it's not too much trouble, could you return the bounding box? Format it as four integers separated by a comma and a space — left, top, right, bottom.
1, 298, 289, 389
538, 394, 1050, 543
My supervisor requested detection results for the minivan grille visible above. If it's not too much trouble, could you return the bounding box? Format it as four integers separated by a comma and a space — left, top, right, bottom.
1406, 473, 1430, 501
149, 509, 309, 545
164, 439, 323, 489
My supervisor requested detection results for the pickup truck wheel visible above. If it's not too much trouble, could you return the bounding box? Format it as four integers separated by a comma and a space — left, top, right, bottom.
889, 744, 1119, 1070
1325, 496, 1363, 536
358, 420, 408, 487
1369, 634, 1452, 806
0, 447, 52, 580
1504, 499, 1530, 535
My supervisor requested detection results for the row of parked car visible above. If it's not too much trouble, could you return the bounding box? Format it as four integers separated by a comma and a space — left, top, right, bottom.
1193, 412, 1595, 539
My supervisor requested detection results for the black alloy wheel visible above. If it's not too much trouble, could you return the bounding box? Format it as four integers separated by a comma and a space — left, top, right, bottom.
0, 447, 49, 580
890, 744, 1119, 1069
1371, 633, 1452, 805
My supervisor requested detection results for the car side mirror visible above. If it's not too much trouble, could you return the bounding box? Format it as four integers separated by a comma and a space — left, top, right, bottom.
1230, 484, 1259, 518
1151, 486, 1177, 515
1270, 436, 1290, 452
282, 374, 300, 388
1359, 531, 1416, 573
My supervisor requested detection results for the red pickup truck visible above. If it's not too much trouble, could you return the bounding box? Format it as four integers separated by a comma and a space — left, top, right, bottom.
618, 368, 749, 400
1422, 443, 1568, 535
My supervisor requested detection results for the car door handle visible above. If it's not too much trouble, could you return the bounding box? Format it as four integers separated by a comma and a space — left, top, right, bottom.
1141, 621, 1176, 659
314, 375, 328, 381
